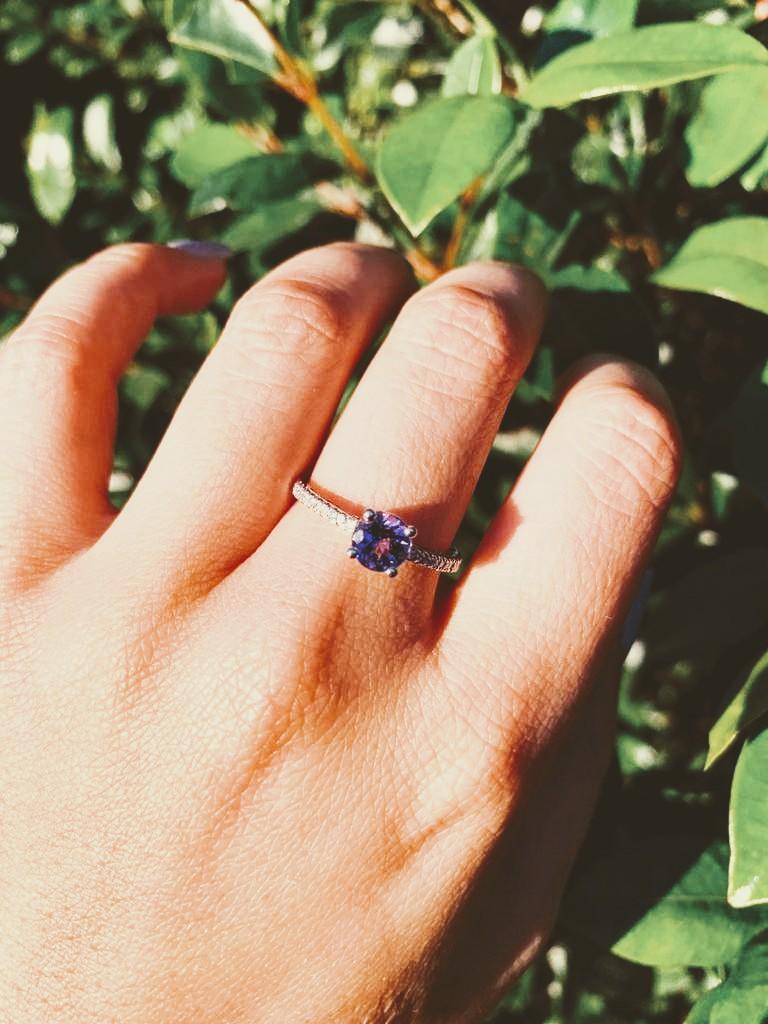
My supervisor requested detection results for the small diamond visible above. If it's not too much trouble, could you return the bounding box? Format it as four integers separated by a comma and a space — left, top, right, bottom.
350, 510, 413, 573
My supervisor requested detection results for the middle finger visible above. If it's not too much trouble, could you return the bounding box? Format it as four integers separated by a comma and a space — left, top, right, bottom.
260, 262, 546, 620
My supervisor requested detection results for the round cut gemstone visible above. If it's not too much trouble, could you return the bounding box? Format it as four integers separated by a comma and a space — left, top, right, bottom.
351, 511, 412, 572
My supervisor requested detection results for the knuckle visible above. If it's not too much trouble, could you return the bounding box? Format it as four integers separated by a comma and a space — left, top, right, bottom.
403, 283, 527, 398
580, 384, 682, 511
228, 275, 345, 371
85, 241, 156, 274
79, 246, 157, 319
1, 246, 158, 386
2, 311, 94, 398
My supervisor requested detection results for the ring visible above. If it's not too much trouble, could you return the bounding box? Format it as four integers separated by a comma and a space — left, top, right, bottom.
292, 481, 463, 578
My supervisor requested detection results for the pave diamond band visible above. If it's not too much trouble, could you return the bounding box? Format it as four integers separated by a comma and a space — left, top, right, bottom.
292, 480, 463, 578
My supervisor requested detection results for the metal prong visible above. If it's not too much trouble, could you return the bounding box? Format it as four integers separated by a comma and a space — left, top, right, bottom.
405, 524, 418, 538
362, 508, 375, 522
346, 547, 358, 559
385, 567, 398, 578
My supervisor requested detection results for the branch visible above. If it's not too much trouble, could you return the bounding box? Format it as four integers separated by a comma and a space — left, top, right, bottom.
235, 0, 369, 179
443, 177, 482, 269
418, 0, 474, 37
234, 0, 443, 281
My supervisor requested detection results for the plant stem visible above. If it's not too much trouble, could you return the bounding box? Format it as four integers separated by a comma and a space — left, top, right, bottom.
234, 0, 443, 281
443, 177, 482, 269
414, 0, 472, 37
235, 0, 369, 179
235, 120, 284, 152
450, 108, 541, 265
302, 89, 370, 181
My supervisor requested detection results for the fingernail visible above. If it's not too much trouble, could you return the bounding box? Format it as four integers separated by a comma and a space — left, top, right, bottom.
621, 569, 653, 655
167, 239, 232, 261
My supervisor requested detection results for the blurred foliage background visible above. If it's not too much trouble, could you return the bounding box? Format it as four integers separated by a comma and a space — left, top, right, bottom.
3, 0, 768, 1020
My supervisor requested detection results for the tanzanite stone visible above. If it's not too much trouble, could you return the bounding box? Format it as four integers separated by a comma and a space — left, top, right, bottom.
351, 511, 413, 573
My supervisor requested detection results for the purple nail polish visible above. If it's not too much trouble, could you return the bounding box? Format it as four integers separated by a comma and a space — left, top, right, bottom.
167, 239, 232, 260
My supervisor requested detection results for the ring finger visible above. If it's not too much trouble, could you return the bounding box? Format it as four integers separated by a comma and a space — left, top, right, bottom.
254, 262, 547, 624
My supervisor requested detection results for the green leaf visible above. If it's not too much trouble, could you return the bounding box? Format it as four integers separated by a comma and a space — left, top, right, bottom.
189, 153, 327, 214
546, 0, 638, 37
164, 0, 196, 30
729, 727, 768, 907
708, 652, 768, 769
376, 96, 520, 235
644, 549, 768, 668
5, 29, 45, 64
494, 195, 579, 272
25, 104, 76, 225
312, 4, 383, 71
277, 0, 304, 54
83, 94, 122, 174
570, 129, 624, 189
122, 364, 171, 413
741, 142, 768, 192
522, 24, 768, 109
176, 49, 268, 121
169, 0, 278, 76
652, 217, 768, 316
566, 837, 768, 967
538, 0, 638, 66
170, 123, 257, 187
220, 194, 323, 252
685, 69, 768, 187
686, 932, 768, 1023
442, 35, 502, 97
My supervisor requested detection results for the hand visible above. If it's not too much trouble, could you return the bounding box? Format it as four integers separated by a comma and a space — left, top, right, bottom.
0, 242, 680, 1023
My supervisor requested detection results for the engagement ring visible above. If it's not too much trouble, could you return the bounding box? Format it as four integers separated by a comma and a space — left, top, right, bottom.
292, 480, 462, 578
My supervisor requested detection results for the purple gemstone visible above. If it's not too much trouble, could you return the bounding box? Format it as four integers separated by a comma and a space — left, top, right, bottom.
351, 511, 413, 572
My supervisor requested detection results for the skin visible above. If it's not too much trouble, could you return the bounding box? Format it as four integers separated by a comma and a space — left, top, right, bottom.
0, 242, 681, 1023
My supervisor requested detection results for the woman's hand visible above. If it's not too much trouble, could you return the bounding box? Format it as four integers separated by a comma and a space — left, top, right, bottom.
0, 242, 680, 1023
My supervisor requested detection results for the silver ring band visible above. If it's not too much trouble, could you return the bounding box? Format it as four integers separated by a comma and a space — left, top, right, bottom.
292, 481, 462, 577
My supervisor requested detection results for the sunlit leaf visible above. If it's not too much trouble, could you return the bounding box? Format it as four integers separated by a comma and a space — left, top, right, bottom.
729, 726, 768, 907
376, 95, 520, 235
26, 104, 76, 225
567, 837, 768, 966
686, 932, 768, 1023
189, 152, 328, 214
741, 142, 768, 192
220, 194, 323, 251
170, 0, 278, 75
538, 0, 638, 66
652, 217, 768, 315
170, 123, 257, 187
522, 23, 768, 109
553, 0, 637, 35
685, 69, 768, 187
442, 34, 502, 97
708, 651, 768, 769
83, 94, 122, 173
